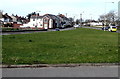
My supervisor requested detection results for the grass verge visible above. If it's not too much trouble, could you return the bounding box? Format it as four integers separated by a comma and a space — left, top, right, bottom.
2, 28, 118, 65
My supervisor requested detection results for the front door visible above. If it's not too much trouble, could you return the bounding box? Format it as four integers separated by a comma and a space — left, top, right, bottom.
43, 17, 49, 29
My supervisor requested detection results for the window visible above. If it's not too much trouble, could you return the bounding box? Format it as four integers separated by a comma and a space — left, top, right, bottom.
112, 27, 116, 29
33, 19, 35, 21
44, 19, 48, 23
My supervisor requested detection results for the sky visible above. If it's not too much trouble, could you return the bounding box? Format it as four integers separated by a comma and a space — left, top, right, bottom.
0, 0, 119, 20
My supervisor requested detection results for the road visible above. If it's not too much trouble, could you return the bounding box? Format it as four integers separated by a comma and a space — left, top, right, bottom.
81, 26, 102, 30
1, 27, 75, 35
1, 26, 120, 35
81, 26, 120, 33
2, 66, 118, 77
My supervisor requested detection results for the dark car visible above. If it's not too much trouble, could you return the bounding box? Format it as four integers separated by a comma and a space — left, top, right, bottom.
102, 27, 110, 30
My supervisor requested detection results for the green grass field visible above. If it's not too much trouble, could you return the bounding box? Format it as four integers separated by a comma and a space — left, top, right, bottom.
2, 28, 118, 65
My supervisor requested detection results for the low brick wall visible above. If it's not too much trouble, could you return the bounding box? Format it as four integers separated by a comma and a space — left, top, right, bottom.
13, 24, 23, 28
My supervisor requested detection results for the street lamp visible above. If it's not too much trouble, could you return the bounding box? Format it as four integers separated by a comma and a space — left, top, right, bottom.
89, 14, 92, 21
104, 2, 114, 27
80, 11, 84, 26
73, 16, 75, 25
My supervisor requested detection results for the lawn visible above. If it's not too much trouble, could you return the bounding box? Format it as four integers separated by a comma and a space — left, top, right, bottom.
2, 28, 118, 65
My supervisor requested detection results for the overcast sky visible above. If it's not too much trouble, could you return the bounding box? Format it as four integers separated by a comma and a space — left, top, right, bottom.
0, 0, 119, 20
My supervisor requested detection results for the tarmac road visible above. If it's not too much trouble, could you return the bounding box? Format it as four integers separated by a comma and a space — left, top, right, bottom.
82, 26, 120, 33
1, 27, 75, 35
1, 26, 120, 35
2, 66, 118, 77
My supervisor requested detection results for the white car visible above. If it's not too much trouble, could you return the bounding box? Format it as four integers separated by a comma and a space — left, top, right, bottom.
74, 24, 79, 28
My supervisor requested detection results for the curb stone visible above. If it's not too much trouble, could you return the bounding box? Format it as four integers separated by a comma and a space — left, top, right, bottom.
1, 63, 119, 68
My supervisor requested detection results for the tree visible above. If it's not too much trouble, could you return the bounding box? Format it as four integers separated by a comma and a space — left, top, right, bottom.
99, 10, 117, 25
0, 10, 3, 13
76, 19, 80, 25
0, 10, 3, 18
26, 12, 37, 20
69, 17, 74, 22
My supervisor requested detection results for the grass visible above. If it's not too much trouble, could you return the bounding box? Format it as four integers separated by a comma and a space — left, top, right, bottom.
2, 28, 118, 65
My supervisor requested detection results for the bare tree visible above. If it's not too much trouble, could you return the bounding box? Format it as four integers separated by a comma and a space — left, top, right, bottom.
76, 19, 80, 25
0, 10, 3, 19
99, 10, 117, 26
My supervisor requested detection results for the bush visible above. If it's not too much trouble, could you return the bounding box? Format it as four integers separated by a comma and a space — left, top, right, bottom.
2, 27, 20, 31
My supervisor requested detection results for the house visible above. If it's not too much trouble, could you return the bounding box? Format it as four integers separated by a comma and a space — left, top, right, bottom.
22, 14, 62, 29
58, 14, 72, 28
43, 14, 61, 29
2, 13, 12, 24
10, 15, 17, 23
20, 15, 44, 29
29, 15, 43, 29
12, 15, 28, 28
89, 22, 103, 26
15, 15, 23, 24
20, 13, 72, 30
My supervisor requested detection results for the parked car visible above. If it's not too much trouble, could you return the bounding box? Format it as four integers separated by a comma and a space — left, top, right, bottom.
108, 26, 117, 32
102, 26, 110, 30
55, 28, 60, 31
74, 24, 79, 28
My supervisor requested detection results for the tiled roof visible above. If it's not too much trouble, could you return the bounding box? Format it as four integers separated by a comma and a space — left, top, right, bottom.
3, 14, 12, 19
31, 15, 43, 19
43, 14, 60, 21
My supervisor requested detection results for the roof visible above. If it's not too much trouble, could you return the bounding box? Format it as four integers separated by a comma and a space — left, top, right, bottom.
31, 15, 43, 19
10, 15, 17, 19
2, 13, 12, 20
58, 14, 69, 20
43, 14, 61, 21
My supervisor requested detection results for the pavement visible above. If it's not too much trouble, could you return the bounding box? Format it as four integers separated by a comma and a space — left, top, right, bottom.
1, 63, 119, 77
2, 66, 119, 77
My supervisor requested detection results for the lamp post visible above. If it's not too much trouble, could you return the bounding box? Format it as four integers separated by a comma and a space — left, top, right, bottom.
89, 14, 93, 22
80, 11, 84, 26
104, 2, 114, 28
